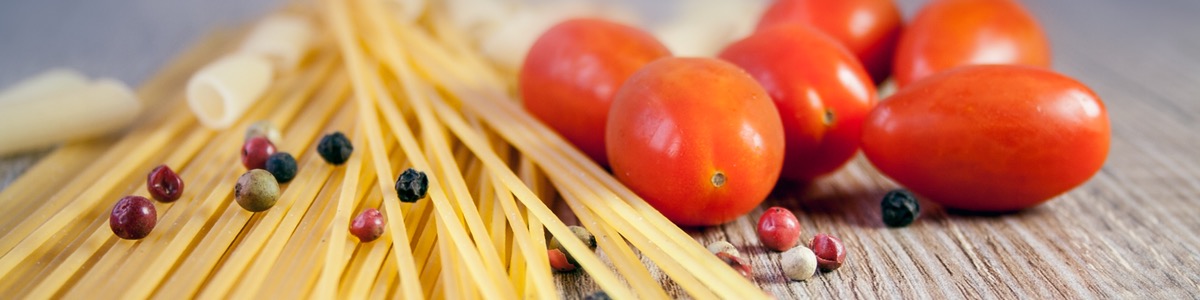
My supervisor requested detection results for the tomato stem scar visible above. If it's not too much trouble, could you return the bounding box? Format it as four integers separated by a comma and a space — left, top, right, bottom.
711, 171, 727, 188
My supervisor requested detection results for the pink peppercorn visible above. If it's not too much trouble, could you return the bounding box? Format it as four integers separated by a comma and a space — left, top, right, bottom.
810, 233, 847, 271
757, 207, 801, 251
109, 196, 157, 240
241, 136, 277, 170
146, 164, 184, 202
349, 208, 385, 242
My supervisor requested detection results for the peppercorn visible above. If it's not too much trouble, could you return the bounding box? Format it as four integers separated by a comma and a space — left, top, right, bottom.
781, 246, 817, 281
316, 132, 353, 165
716, 251, 754, 280
147, 164, 184, 202
707, 241, 741, 258
241, 136, 277, 170
810, 233, 846, 271
548, 226, 596, 251
245, 120, 282, 145
757, 206, 801, 251
265, 152, 298, 183
350, 208, 386, 242
394, 168, 428, 202
881, 189, 920, 227
583, 291, 611, 300
235, 169, 280, 212
110, 195, 157, 240
548, 248, 578, 272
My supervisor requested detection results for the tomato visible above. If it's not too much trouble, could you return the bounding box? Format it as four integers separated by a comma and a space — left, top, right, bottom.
520, 18, 671, 166
893, 0, 1050, 87
757, 0, 902, 84
606, 58, 785, 226
720, 25, 876, 182
861, 65, 1110, 212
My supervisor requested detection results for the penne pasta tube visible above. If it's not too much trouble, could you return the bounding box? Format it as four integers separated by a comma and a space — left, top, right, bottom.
0, 78, 141, 155
185, 54, 274, 129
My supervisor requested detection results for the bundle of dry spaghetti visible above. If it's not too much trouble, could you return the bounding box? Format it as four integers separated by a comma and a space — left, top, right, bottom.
0, 0, 768, 298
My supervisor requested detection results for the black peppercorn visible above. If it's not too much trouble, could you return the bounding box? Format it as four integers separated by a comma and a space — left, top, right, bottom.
317, 132, 353, 165
881, 189, 920, 227
265, 152, 298, 183
395, 168, 428, 202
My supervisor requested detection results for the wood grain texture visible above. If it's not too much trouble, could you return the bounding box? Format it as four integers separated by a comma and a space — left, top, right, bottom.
1, 0, 1198, 299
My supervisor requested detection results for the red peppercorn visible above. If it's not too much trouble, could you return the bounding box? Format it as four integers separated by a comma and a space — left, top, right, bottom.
715, 252, 754, 280
109, 196, 157, 240
810, 233, 847, 271
548, 248, 578, 272
757, 207, 801, 251
146, 165, 184, 202
349, 208, 386, 242
241, 136, 277, 170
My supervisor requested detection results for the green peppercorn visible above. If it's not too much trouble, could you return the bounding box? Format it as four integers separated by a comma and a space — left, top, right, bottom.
395, 168, 428, 202
548, 225, 596, 251
317, 132, 353, 165
235, 169, 280, 212
265, 152, 298, 183
882, 189, 920, 227
245, 120, 282, 145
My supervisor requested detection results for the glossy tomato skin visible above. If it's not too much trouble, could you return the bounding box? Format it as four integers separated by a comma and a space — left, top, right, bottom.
861, 65, 1110, 212
607, 58, 785, 226
757, 0, 903, 83
893, 0, 1051, 87
720, 25, 877, 182
520, 19, 671, 167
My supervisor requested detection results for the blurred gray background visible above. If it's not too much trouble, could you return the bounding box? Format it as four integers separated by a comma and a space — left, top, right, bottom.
0, 0, 283, 87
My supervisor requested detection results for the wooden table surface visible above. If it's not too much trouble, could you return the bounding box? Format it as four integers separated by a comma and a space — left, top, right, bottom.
3, 0, 1199, 298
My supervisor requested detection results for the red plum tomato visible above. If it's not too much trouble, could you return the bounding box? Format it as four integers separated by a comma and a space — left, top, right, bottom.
861, 65, 1109, 212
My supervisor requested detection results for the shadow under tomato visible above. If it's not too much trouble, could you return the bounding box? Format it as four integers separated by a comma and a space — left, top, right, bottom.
764, 179, 975, 230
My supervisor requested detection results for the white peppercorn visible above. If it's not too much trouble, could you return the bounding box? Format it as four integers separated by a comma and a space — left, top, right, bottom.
781, 246, 818, 281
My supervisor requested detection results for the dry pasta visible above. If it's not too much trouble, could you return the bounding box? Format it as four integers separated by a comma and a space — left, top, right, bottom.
0, 0, 780, 298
